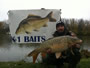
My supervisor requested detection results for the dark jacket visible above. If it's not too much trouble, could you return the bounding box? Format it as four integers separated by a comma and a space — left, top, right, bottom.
42, 29, 71, 64
53, 30, 71, 37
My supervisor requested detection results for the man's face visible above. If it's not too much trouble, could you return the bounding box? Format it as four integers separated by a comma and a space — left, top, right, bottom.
56, 25, 65, 32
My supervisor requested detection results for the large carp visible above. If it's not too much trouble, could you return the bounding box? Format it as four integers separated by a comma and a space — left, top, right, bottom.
27, 36, 82, 63
15, 11, 56, 34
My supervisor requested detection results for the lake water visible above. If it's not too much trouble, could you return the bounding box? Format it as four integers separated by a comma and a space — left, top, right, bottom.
0, 35, 90, 62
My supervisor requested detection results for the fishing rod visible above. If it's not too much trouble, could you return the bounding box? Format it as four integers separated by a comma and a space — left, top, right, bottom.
59, 9, 62, 22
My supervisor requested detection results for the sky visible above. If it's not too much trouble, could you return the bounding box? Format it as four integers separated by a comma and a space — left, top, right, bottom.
0, 0, 90, 21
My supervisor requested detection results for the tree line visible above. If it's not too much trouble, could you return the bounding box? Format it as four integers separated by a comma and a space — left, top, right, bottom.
0, 22, 9, 35
62, 19, 90, 36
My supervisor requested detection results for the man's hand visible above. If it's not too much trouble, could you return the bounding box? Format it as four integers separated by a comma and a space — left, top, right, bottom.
76, 44, 81, 48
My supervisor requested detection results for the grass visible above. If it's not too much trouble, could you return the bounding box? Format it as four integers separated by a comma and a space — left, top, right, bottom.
77, 58, 90, 68
0, 58, 90, 68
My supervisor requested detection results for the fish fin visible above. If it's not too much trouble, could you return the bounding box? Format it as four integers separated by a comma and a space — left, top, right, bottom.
27, 49, 39, 57
49, 17, 56, 22
55, 52, 61, 59
27, 49, 40, 63
25, 31, 31, 34
43, 24, 48, 27
46, 11, 56, 22
27, 14, 41, 19
33, 29, 39, 31
32, 53, 39, 64
41, 52, 47, 59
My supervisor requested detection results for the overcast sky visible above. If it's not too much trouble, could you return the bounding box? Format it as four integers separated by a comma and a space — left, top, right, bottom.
0, 0, 90, 21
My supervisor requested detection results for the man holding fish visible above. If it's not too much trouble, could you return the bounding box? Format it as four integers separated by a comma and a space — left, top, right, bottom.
42, 22, 81, 68
26, 15, 82, 68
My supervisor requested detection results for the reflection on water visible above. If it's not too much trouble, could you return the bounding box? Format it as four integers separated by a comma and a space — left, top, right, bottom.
0, 34, 41, 62
0, 35, 90, 62
0, 44, 33, 62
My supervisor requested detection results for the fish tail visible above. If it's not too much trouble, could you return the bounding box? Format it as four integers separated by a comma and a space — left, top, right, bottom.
27, 49, 40, 63
41, 52, 47, 59
46, 11, 56, 22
